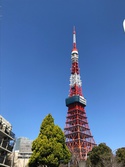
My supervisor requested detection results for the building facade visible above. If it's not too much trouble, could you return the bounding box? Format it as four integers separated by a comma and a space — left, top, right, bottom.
13, 137, 32, 167
0, 115, 15, 167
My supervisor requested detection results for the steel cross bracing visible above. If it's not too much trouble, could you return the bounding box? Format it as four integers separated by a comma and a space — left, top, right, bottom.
64, 103, 95, 160
64, 28, 96, 161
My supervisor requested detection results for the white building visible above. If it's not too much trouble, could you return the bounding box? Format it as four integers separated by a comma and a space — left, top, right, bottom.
13, 137, 32, 167
0, 115, 15, 167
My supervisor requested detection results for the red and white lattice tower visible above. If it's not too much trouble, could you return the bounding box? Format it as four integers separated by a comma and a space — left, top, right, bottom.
64, 27, 96, 160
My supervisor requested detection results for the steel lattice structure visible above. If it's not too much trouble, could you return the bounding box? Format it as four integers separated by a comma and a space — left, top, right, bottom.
64, 28, 96, 161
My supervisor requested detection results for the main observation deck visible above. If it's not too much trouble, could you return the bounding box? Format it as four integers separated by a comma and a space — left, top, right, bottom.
66, 95, 86, 106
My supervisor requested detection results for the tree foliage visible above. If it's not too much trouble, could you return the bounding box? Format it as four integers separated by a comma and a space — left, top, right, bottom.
86, 143, 112, 167
116, 147, 125, 167
29, 114, 71, 167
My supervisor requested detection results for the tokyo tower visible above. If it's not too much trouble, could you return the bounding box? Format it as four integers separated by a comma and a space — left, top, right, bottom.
64, 28, 96, 161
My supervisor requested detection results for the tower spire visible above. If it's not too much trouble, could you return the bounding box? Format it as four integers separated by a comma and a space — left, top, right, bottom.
72, 26, 78, 52
73, 26, 76, 49
70, 27, 82, 97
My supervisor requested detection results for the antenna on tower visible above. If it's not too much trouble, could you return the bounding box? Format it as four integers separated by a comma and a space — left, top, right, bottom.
73, 26, 76, 49
123, 20, 125, 32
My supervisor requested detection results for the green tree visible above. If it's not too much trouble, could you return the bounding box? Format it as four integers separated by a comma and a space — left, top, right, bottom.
86, 143, 112, 167
29, 114, 71, 167
116, 147, 125, 167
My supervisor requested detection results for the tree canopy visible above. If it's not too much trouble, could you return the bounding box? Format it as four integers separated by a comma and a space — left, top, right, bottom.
86, 143, 112, 167
116, 147, 125, 167
29, 114, 71, 167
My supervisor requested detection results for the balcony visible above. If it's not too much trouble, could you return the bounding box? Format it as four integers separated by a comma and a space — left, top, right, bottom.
0, 124, 15, 140
0, 155, 11, 167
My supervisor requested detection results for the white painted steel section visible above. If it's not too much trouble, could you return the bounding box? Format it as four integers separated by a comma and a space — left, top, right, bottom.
79, 96, 87, 105
123, 19, 125, 32
73, 33, 76, 44
70, 73, 82, 87
71, 53, 78, 62
71, 50, 78, 54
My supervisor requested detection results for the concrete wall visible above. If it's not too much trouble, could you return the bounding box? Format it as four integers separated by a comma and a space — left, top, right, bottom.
79, 161, 86, 167
13, 151, 30, 167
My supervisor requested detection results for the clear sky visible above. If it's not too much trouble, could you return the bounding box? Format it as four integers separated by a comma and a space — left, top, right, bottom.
0, 0, 125, 151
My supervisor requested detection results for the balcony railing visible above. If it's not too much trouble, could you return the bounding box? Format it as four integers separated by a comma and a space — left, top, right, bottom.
0, 156, 11, 166
0, 123, 15, 139
0, 139, 14, 152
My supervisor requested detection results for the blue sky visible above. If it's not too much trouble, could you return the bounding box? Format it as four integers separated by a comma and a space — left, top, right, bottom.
0, 0, 125, 151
